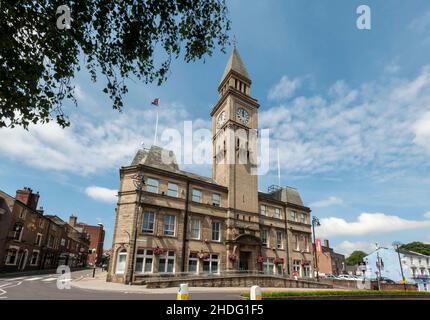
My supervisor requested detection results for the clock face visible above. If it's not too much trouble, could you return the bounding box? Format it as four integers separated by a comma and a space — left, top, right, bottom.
217, 111, 226, 128
236, 107, 250, 125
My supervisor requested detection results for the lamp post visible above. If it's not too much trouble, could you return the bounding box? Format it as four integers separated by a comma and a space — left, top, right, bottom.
393, 241, 407, 292
311, 216, 321, 281
127, 171, 145, 285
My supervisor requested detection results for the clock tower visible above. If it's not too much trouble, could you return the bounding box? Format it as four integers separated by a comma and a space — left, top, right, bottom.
211, 47, 260, 215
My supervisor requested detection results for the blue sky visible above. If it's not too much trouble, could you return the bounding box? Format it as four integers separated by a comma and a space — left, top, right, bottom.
1, 0, 430, 255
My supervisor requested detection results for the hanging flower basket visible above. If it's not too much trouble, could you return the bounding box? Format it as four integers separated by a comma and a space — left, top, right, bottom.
197, 251, 210, 260
274, 258, 284, 265
153, 246, 164, 255
228, 254, 238, 261
257, 255, 267, 263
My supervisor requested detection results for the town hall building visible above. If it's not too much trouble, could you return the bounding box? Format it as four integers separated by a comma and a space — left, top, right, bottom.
107, 48, 314, 284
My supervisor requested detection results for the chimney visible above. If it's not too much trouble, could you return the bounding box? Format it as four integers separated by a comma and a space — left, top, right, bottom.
15, 187, 39, 210
324, 239, 330, 248
69, 215, 77, 227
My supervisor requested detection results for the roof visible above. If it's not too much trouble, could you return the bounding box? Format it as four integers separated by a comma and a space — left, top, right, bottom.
130, 146, 218, 185
219, 47, 250, 85
265, 186, 305, 207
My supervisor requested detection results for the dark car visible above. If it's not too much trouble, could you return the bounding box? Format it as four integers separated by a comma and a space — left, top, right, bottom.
379, 277, 396, 284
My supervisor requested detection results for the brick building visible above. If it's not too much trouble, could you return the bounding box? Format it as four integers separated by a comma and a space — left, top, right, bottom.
315, 240, 345, 276
0, 188, 89, 273
107, 47, 315, 284
70, 216, 105, 266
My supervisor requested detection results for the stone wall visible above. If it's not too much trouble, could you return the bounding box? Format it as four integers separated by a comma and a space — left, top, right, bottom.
144, 275, 333, 289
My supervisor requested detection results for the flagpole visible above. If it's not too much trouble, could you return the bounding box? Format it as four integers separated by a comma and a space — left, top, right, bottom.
277, 147, 281, 187
153, 107, 159, 146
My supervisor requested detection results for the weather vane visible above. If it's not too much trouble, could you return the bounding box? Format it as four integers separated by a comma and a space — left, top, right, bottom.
232, 35, 238, 48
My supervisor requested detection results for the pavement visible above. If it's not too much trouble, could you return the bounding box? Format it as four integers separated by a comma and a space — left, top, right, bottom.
0, 268, 343, 300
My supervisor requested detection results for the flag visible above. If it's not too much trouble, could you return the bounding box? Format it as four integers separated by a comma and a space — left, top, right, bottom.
316, 239, 322, 253
151, 98, 159, 106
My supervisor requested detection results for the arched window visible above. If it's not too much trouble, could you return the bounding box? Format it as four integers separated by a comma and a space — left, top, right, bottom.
116, 248, 127, 274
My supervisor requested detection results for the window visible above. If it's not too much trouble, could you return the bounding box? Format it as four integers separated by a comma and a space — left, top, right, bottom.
202, 253, 219, 274
19, 209, 26, 219
158, 251, 175, 273
303, 265, 311, 278
293, 234, 300, 251
291, 211, 297, 222
260, 205, 267, 216
274, 208, 281, 219
61, 238, 66, 246
261, 229, 268, 247
167, 183, 178, 197
276, 231, 283, 249
12, 223, 23, 241
190, 218, 201, 240
276, 262, 283, 275
293, 260, 301, 276
30, 250, 40, 266
164, 215, 176, 236
116, 249, 127, 274
263, 258, 275, 275
48, 235, 54, 248
5, 247, 19, 265
142, 212, 155, 233
35, 233, 42, 246
300, 213, 306, 224
146, 178, 159, 193
192, 189, 202, 203
212, 222, 221, 241
39, 219, 44, 228
188, 252, 199, 274
212, 193, 220, 206
135, 249, 153, 274
300, 235, 309, 252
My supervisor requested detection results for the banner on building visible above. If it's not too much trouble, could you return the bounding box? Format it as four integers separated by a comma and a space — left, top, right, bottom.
316, 238, 322, 252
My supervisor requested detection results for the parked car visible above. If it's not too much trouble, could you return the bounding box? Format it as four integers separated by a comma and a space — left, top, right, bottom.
379, 277, 396, 284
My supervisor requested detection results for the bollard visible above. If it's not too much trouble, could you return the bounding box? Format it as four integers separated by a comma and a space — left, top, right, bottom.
177, 283, 189, 300
250, 285, 262, 300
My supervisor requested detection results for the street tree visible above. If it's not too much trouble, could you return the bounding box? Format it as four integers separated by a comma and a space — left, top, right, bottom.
345, 250, 367, 266
0, 0, 230, 128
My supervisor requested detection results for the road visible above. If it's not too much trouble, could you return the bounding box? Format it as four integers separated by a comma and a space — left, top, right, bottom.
0, 270, 243, 300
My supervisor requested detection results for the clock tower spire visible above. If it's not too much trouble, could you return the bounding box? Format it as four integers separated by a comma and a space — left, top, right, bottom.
211, 47, 260, 214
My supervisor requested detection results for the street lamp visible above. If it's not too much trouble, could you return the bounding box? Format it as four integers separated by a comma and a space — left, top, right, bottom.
393, 241, 407, 291
127, 171, 145, 285
312, 216, 321, 281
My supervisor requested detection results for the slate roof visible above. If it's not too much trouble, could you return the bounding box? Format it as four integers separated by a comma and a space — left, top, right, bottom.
219, 47, 250, 85
262, 186, 305, 207
131, 146, 217, 185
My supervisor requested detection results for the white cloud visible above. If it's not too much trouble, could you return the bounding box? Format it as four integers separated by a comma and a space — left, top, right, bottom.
413, 112, 430, 151
85, 186, 117, 203
268, 75, 301, 100
0, 96, 196, 175
319, 212, 430, 238
310, 196, 343, 208
423, 211, 430, 219
260, 65, 430, 175
334, 240, 377, 256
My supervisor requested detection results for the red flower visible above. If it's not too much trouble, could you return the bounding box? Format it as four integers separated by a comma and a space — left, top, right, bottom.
228, 254, 238, 261
257, 255, 267, 263
153, 246, 164, 255
197, 251, 209, 260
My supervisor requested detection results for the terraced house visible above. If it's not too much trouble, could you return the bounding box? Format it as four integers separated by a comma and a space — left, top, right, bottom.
107, 48, 314, 284
0, 187, 90, 273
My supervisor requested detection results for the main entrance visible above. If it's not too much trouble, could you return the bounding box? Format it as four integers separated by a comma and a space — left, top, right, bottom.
239, 251, 251, 271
